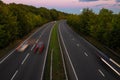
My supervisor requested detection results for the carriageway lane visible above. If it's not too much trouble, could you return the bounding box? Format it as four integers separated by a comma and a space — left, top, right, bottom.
59, 21, 118, 80
0, 22, 55, 80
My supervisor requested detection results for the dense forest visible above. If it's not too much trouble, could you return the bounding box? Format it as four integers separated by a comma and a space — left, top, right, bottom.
67, 8, 120, 51
0, 0, 120, 53
0, 1, 67, 48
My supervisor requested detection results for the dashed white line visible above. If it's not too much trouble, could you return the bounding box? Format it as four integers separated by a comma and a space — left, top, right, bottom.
31, 44, 36, 51
110, 58, 120, 68
0, 23, 48, 64
72, 38, 75, 41
39, 26, 49, 39
21, 53, 30, 65
11, 70, 18, 80
32, 25, 50, 51
36, 39, 39, 43
101, 58, 120, 76
84, 52, 88, 56
76, 44, 79, 47
98, 69, 105, 77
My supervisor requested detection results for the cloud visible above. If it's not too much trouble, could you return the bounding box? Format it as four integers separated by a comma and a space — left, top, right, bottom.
116, 0, 120, 2
96, 4, 119, 7
79, 0, 120, 2
79, 0, 98, 2
112, 3, 120, 6
95, 4, 108, 7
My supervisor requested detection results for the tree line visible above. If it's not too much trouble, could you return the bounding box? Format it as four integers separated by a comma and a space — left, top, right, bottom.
67, 8, 120, 50
0, 1, 67, 48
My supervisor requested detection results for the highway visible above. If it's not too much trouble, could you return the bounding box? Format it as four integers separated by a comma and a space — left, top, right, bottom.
0, 20, 119, 80
0, 22, 55, 80
58, 20, 119, 80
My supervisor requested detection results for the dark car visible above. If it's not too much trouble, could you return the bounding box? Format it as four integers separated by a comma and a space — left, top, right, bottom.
34, 42, 44, 53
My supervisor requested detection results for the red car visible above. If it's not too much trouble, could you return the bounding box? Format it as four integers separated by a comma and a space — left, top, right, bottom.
34, 42, 44, 53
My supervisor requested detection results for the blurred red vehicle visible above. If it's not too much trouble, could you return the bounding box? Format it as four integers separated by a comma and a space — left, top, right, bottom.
34, 42, 44, 53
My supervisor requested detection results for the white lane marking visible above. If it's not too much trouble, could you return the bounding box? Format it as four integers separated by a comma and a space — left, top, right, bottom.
72, 38, 75, 41
32, 24, 50, 51
101, 58, 120, 76
84, 52, 88, 56
21, 53, 30, 65
31, 44, 36, 51
39, 26, 49, 39
50, 49, 53, 80
76, 44, 79, 47
36, 39, 39, 43
10, 70, 18, 80
0, 49, 15, 64
36, 25, 49, 45
98, 69, 105, 77
0, 23, 48, 64
110, 58, 120, 68
58, 29, 68, 80
40, 22, 55, 80
59, 24, 78, 80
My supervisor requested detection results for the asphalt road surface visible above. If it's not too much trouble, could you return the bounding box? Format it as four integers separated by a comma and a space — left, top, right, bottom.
0, 20, 119, 80
59, 20, 118, 80
0, 22, 55, 80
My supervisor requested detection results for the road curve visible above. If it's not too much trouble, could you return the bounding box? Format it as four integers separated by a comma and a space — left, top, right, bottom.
0, 22, 55, 80
58, 20, 118, 80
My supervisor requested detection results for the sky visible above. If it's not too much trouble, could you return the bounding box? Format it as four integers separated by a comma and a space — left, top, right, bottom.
2, 0, 120, 14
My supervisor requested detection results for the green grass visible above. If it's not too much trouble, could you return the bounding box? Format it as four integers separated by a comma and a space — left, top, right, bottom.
44, 23, 65, 80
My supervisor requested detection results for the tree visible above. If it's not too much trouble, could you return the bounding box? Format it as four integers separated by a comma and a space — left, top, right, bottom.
67, 8, 120, 50
0, 5, 18, 48
0, 1, 66, 49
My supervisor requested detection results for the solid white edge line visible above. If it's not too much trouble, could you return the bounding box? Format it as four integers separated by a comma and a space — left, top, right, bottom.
98, 69, 105, 77
10, 70, 18, 80
50, 49, 53, 80
21, 53, 30, 65
64, 20, 120, 77
59, 24, 78, 80
40, 22, 55, 80
110, 58, 120, 68
0, 23, 48, 64
101, 58, 120, 76
0, 49, 15, 64
58, 26, 68, 80
84, 52, 88, 56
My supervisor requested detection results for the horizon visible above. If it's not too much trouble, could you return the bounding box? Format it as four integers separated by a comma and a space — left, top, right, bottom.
2, 0, 120, 14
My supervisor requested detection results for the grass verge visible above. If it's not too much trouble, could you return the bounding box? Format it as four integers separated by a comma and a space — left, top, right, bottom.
44, 23, 65, 80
